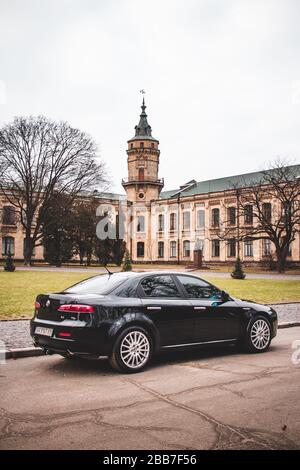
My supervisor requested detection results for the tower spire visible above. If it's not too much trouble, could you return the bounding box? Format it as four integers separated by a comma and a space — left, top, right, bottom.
132, 94, 155, 139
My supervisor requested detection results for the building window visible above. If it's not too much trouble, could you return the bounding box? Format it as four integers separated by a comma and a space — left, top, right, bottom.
2, 236, 15, 255
262, 203, 272, 223
140, 142, 144, 148
158, 241, 164, 258
244, 238, 253, 257
158, 214, 164, 232
227, 239, 236, 257
281, 202, 292, 224
183, 211, 190, 230
244, 205, 253, 224
138, 168, 144, 181
137, 242, 144, 257
137, 215, 145, 232
23, 238, 36, 257
2, 206, 16, 225
196, 209, 205, 229
262, 238, 271, 256
151, 143, 154, 148
170, 212, 177, 231
130, 143, 133, 149
183, 240, 190, 257
211, 208, 220, 227
227, 207, 236, 225
170, 241, 177, 257
212, 239, 220, 257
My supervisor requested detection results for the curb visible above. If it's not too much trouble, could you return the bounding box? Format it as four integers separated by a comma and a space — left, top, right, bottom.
278, 321, 300, 329
3, 321, 300, 360
4, 347, 44, 359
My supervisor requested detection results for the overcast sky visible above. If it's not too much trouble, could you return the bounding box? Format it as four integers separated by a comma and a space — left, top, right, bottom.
1, 0, 300, 193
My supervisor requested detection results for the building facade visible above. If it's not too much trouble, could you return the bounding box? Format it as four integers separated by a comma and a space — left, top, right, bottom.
1, 99, 300, 265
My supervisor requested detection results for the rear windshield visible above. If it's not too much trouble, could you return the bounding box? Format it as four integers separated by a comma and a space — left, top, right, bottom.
64, 274, 130, 295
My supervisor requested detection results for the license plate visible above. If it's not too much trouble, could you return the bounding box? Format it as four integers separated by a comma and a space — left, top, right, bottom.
35, 326, 53, 337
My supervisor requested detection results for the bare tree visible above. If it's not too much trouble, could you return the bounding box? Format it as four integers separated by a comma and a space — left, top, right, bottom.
220, 161, 300, 272
0, 116, 108, 264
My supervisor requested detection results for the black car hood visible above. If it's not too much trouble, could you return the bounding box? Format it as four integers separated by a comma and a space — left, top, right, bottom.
232, 297, 273, 312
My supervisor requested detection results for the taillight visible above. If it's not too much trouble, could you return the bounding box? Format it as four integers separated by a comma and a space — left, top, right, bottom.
58, 332, 72, 338
58, 304, 94, 313
35, 301, 41, 310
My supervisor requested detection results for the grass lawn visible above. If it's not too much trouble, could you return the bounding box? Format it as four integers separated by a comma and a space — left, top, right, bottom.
0, 271, 299, 320
0, 271, 98, 320
205, 277, 300, 305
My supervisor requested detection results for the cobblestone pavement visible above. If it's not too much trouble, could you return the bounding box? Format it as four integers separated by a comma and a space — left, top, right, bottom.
0, 303, 299, 351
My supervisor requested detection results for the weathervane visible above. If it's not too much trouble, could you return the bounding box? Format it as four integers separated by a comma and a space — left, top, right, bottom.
140, 89, 145, 95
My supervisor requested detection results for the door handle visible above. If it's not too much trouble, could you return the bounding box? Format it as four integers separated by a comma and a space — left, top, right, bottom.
194, 306, 206, 310
147, 306, 162, 311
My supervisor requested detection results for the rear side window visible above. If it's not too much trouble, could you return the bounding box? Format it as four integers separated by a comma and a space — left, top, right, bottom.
64, 274, 130, 295
140, 275, 181, 298
177, 275, 221, 299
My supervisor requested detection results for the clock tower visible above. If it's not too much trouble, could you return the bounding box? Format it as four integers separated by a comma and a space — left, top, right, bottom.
122, 98, 164, 202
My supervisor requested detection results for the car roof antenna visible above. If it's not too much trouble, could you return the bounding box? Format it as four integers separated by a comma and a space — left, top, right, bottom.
104, 265, 113, 276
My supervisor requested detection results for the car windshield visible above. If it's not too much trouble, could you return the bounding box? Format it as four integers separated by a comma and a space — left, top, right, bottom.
64, 273, 130, 295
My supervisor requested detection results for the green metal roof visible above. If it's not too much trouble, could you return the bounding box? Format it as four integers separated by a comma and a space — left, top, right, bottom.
160, 164, 300, 200
96, 191, 124, 200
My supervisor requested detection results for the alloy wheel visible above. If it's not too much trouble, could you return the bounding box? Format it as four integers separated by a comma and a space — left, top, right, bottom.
250, 318, 271, 350
120, 330, 150, 369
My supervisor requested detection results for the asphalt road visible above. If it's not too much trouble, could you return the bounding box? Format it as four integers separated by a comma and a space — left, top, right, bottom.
1, 327, 300, 450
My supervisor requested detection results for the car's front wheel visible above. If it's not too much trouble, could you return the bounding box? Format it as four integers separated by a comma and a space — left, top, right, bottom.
244, 316, 272, 353
109, 327, 153, 373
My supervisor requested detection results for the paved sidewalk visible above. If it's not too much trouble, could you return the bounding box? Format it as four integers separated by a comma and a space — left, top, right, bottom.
0, 303, 299, 352
12, 265, 300, 280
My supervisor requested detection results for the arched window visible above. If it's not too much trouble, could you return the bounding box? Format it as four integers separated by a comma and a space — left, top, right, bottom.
244, 238, 253, 257
244, 205, 253, 224
183, 211, 190, 230
212, 239, 220, 257
138, 168, 144, 181
137, 242, 144, 258
158, 241, 164, 258
158, 214, 164, 232
196, 209, 205, 229
212, 208, 220, 227
183, 240, 190, 257
170, 213, 177, 231
2, 236, 15, 256
170, 241, 177, 258
2, 206, 16, 225
227, 207, 236, 225
137, 215, 145, 232
262, 203, 272, 223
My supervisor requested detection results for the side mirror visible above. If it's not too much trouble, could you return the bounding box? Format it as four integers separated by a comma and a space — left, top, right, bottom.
221, 290, 230, 302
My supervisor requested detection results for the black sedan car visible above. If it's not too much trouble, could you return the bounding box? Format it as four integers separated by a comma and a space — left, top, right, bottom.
31, 271, 278, 373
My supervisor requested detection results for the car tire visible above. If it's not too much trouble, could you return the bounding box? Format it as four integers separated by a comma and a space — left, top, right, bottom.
243, 316, 272, 353
109, 326, 153, 373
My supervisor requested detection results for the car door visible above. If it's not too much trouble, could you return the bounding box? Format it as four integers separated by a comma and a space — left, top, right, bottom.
139, 274, 196, 347
176, 275, 241, 342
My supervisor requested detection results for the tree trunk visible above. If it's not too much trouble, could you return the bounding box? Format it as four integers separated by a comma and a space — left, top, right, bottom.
276, 248, 287, 273
23, 236, 34, 266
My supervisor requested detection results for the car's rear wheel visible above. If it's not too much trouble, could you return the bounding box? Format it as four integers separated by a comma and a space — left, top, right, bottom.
109, 327, 153, 373
243, 316, 272, 353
